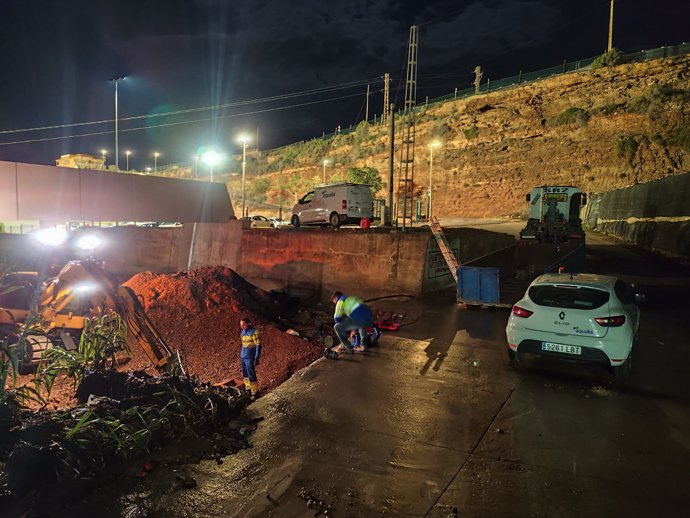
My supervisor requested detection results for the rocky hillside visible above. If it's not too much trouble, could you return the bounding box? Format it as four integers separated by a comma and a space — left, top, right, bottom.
227, 54, 690, 218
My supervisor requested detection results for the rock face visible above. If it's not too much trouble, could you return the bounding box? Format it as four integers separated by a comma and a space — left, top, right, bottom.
232, 55, 690, 219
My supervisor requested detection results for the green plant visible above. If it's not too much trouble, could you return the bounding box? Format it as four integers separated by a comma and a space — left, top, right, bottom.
617, 135, 640, 163
548, 107, 589, 126
628, 96, 651, 114
591, 48, 624, 69
37, 309, 130, 396
597, 103, 620, 115
666, 126, 690, 151
346, 166, 382, 194
248, 177, 270, 205
463, 125, 478, 140
431, 121, 450, 139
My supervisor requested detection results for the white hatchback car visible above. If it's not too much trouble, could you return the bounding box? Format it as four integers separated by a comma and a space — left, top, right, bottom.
505, 273, 642, 378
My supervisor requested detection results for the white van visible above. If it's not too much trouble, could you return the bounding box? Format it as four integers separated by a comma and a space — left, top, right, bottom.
291, 183, 374, 228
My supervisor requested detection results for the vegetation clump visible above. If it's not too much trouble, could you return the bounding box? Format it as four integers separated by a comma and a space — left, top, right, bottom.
617, 135, 640, 163
549, 107, 589, 127
463, 125, 479, 140
591, 48, 624, 69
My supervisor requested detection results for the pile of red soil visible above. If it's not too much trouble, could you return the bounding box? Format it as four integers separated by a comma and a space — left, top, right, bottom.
123, 266, 322, 392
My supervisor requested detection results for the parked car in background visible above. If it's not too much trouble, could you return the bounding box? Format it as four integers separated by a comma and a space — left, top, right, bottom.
246, 215, 277, 228
505, 273, 642, 379
269, 218, 288, 227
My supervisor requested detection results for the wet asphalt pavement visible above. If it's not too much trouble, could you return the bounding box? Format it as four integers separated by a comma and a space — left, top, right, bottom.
142, 232, 690, 518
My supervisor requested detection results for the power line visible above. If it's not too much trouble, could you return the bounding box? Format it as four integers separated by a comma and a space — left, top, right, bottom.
0, 77, 383, 136
0, 92, 365, 147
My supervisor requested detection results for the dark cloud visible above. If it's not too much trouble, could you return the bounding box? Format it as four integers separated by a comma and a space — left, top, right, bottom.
0, 0, 689, 166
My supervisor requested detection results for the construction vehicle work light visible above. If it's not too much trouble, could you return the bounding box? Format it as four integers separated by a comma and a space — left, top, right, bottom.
33, 228, 68, 247
76, 235, 103, 252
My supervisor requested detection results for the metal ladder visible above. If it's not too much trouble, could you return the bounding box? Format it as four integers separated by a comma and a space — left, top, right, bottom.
429, 216, 459, 283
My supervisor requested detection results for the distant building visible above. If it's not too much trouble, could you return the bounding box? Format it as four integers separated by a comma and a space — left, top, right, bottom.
56, 153, 106, 170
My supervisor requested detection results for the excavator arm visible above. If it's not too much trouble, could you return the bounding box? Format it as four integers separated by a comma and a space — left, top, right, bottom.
33, 260, 176, 371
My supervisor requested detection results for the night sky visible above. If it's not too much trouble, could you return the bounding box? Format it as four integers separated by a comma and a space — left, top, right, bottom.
0, 0, 688, 169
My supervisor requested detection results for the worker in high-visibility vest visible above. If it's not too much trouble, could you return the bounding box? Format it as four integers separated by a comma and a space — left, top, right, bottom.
240, 317, 262, 397
331, 291, 373, 353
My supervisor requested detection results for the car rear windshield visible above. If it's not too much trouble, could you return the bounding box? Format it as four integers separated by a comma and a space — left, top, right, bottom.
528, 285, 610, 310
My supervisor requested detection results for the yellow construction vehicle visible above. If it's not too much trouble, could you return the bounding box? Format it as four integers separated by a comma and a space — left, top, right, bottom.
0, 259, 175, 374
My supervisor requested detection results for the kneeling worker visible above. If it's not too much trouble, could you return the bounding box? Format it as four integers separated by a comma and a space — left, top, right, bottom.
332, 291, 373, 353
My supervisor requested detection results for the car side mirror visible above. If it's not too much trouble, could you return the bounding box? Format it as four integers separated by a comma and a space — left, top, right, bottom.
634, 293, 646, 304
581, 193, 588, 206
525, 194, 531, 202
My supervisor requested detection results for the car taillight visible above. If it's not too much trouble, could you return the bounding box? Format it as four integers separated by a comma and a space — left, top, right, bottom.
342, 200, 347, 210
512, 305, 533, 318
595, 315, 626, 327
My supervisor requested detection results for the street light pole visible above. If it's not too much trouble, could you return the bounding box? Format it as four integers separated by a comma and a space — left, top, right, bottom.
241, 138, 248, 218
125, 150, 131, 171
154, 152, 159, 173
111, 77, 125, 170
428, 142, 440, 220
322, 159, 329, 184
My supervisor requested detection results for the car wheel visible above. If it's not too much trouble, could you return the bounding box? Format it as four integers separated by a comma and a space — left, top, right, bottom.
329, 212, 341, 228
17, 359, 34, 376
291, 215, 300, 228
613, 341, 634, 380
508, 347, 521, 366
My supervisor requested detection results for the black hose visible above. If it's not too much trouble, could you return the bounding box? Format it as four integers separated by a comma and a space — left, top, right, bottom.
364, 294, 415, 303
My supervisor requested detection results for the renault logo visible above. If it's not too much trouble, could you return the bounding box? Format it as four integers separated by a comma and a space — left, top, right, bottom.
559, 311, 566, 320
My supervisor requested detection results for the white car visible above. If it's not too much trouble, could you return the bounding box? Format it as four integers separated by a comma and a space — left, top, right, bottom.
505, 273, 642, 378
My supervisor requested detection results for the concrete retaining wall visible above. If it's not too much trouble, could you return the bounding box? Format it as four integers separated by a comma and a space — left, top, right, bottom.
586, 172, 690, 258
0, 224, 515, 299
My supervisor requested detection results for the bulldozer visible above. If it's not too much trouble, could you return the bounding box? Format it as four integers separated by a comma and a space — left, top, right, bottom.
0, 259, 175, 374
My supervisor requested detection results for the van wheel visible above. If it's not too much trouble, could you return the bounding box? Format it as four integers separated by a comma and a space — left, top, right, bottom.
329, 212, 341, 228
291, 215, 300, 228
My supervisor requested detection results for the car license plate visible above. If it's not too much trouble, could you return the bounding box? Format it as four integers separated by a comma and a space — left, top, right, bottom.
541, 342, 581, 355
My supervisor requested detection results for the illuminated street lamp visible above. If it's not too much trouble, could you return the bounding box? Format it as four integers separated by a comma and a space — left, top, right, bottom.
110, 77, 126, 170
146, 167, 152, 174
322, 158, 330, 184
428, 141, 441, 220
154, 152, 160, 173
201, 149, 222, 181
125, 150, 132, 171
238, 135, 250, 218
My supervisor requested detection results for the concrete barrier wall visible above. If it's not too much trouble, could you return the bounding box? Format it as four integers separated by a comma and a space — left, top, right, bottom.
0, 224, 517, 299
586, 172, 690, 258
190, 225, 429, 299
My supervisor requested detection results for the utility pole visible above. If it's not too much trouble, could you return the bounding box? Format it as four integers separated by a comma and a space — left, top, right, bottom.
387, 103, 394, 226
382, 73, 390, 125
608, 0, 615, 52
397, 25, 419, 230
473, 66, 483, 94
365, 84, 370, 122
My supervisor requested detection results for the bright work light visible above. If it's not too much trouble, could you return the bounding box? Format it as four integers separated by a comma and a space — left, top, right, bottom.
33, 228, 68, 247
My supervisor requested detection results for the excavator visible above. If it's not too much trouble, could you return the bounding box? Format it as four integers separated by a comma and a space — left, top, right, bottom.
0, 259, 175, 374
